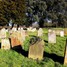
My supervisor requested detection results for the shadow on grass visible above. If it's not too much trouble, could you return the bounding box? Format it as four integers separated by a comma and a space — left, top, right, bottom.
11, 45, 64, 64
43, 51, 64, 64
11, 45, 28, 57
44, 40, 48, 43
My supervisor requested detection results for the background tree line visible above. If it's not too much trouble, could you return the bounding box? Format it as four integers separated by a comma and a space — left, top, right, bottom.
0, 0, 25, 26
0, 0, 67, 27
25, 0, 67, 27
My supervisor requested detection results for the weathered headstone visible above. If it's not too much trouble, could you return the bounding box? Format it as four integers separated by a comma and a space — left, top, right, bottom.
11, 37, 21, 48
48, 30, 56, 43
64, 29, 67, 36
21, 30, 27, 41
10, 31, 21, 47
55, 30, 60, 35
28, 39, 44, 60
1, 39, 10, 50
60, 30, 64, 37
38, 28, 43, 37
27, 27, 32, 32
12, 27, 17, 32
18, 27, 21, 31
31, 28, 36, 32
0, 28, 7, 38
64, 46, 67, 65
21, 27, 23, 31
16, 31, 23, 45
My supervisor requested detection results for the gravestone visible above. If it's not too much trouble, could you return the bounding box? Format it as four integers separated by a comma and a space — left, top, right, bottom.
11, 37, 21, 48
48, 30, 56, 43
27, 27, 32, 32
1, 39, 10, 50
10, 31, 21, 47
28, 38, 44, 60
64, 40, 67, 65
38, 28, 43, 37
64, 29, 67, 36
60, 30, 64, 37
16, 31, 23, 45
31, 28, 36, 32
21, 30, 27, 41
18, 27, 21, 31
0, 28, 7, 38
21, 27, 23, 31
12, 27, 17, 32
55, 30, 61, 35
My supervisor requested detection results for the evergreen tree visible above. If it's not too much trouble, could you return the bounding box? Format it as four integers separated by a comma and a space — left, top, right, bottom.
0, 0, 26, 26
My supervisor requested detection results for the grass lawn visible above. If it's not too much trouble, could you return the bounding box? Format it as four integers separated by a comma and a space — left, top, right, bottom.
0, 28, 67, 67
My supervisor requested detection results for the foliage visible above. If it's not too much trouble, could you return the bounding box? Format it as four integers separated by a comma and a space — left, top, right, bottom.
0, 0, 26, 25
22, 36, 30, 51
25, 0, 67, 27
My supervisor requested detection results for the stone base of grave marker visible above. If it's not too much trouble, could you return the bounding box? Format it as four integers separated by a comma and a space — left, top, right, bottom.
28, 40, 44, 60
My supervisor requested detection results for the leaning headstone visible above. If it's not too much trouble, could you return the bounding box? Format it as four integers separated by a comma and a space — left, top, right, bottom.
38, 28, 43, 37
28, 38, 44, 60
1, 39, 10, 50
60, 30, 64, 37
48, 30, 56, 43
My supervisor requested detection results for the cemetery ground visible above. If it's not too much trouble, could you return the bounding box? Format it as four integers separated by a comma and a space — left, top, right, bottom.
0, 28, 67, 67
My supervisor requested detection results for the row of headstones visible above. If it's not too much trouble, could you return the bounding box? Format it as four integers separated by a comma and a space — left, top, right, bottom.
0, 27, 28, 50
0, 27, 67, 46
1, 31, 26, 50
48, 29, 64, 43
0, 27, 27, 38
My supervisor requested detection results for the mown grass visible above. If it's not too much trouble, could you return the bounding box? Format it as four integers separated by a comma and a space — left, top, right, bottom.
0, 28, 67, 67
0, 49, 66, 67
